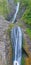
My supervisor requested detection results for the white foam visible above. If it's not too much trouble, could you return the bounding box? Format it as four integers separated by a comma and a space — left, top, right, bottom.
13, 61, 19, 65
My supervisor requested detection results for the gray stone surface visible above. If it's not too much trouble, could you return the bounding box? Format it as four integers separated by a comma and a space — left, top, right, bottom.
0, 16, 10, 65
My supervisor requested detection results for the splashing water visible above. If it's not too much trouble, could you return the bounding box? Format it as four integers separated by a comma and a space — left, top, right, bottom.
11, 26, 23, 65
13, 61, 19, 65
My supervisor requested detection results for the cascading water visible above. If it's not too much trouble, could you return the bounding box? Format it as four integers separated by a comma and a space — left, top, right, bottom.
12, 2, 20, 23
11, 26, 23, 65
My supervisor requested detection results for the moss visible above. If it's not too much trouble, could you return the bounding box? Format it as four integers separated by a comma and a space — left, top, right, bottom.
7, 22, 23, 34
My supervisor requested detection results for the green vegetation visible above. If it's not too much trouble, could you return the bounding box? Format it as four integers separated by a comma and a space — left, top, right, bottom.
21, 0, 31, 26
14, 0, 31, 26
0, 0, 3, 14
0, 0, 10, 17
7, 22, 22, 34
20, 0, 31, 41
14, 0, 20, 3
21, 55, 25, 65
26, 28, 31, 40
22, 8, 31, 26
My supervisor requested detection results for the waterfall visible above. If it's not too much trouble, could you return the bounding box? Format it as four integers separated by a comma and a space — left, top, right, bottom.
10, 1, 22, 65
12, 2, 20, 23
11, 26, 22, 65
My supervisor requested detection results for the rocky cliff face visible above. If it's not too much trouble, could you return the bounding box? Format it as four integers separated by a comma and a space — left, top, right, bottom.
0, 16, 12, 65
5, 31, 13, 65
6, 0, 16, 21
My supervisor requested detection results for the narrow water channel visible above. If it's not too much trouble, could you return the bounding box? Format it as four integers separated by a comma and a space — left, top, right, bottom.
12, 2, 20, 23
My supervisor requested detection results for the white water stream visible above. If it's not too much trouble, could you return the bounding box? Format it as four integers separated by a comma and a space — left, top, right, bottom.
12, 2, 20, 23
11, 26, 22, 65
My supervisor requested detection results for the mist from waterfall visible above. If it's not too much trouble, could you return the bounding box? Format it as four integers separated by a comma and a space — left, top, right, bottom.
11, 26, 22, 65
